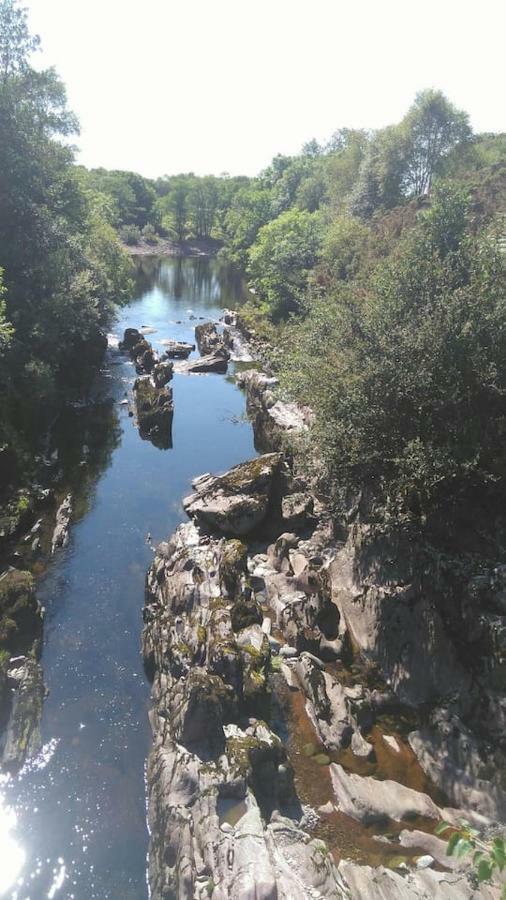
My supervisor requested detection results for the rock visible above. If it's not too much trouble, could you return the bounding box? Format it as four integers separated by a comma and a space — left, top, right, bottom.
415, 855, 435, 869
383, 734, 401, 753
295, 655, 353, 751
183, 454, 282, 537
279, 645, 298, 658
160, 339, 195, 358
0, 570, 42, 653
152, 360, 173, 388
134, 377, 173, 449
237, 370, 311, 453
399, 830, 466, 871
177, 351, 229, 374
338, 860, 498, 899
142, 521, 349, 900
195, 322, 229, 358
351, 730, 376, 760
408, 712, 506, 821
1, 656, 44, 772
330, 524, 470, 706
119, 327, 142, 351
330, 763, 440, 824
51, 494, 72, 553
281, 492, 314, 528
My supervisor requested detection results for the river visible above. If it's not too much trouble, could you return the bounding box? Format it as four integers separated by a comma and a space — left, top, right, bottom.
0, 257, 256, 899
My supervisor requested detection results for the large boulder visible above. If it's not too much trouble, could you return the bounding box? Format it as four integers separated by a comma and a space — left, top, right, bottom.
195, 322, 229, 358
177, 351, 229, 374
183, 454, 282, 536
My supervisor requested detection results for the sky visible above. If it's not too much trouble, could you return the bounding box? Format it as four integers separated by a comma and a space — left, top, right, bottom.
25, 0, 506, 179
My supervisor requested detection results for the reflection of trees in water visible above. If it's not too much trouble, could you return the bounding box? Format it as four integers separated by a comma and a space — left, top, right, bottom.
49, 400, 122, 520
132, 257, 249, 310
131, 257, 163, 301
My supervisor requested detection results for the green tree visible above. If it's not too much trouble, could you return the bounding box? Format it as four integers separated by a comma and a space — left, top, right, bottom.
247, 209, 323, 320
402, 89, 471, 196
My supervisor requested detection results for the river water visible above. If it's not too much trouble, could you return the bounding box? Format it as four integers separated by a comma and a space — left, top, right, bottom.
0, 257, 256, 899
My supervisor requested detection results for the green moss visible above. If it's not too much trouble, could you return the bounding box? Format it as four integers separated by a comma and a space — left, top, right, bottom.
197, 625, 207, 644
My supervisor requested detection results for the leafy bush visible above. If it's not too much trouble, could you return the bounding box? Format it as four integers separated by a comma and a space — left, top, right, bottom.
120, 224, 141, 246
141, 223, 158, 244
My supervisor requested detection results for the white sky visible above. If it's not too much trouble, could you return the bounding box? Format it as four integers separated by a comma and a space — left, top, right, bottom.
25, 0, 506, 179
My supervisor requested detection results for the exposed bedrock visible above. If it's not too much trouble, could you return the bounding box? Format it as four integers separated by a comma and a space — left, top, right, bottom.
329, 522, 506, 819
142, 521, 351, 899
236, 370, 311, 454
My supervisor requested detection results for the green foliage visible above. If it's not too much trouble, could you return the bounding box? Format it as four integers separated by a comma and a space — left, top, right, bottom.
0, 0, 131, 485
120, 224, 141, 245
436, 821, 506, 895
141, 223, 158, 244
284, 184, 506, 515
247, 209, 323, 320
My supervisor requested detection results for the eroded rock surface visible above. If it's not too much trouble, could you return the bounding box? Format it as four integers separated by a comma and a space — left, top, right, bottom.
143, 522, 350, 900
183, 454, 283, 536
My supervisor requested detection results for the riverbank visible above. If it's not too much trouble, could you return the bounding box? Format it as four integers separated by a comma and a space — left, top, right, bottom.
124, 236, 222, 257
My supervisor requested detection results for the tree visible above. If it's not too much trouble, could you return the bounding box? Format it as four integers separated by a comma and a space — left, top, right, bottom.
247, 209, 323, 320
401, 90, 471, 196
0, 0, 39, 78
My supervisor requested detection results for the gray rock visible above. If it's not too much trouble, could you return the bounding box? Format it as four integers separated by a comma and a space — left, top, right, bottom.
177, 351, 229, 374
330, 763, 440, 824
51, 493, 72, 553
160, 339, 195, 358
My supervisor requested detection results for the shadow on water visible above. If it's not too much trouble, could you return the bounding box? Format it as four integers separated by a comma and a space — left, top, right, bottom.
0, 257, 255, 899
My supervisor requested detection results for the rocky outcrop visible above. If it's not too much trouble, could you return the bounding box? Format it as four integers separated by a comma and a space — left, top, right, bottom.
408, 711, 506, 822
143, 522, 350, 900
51, 493, 72, 553
237, 371, 310, 453
177, 351, 229, 375
195, 322, 229, 358
183, 454, 283, 537
134, 377, 174, 449
329, 524, 470, 707
330, 763, 440, 824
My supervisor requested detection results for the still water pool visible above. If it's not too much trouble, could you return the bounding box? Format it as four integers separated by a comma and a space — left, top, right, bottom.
0, 257, 255, 899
